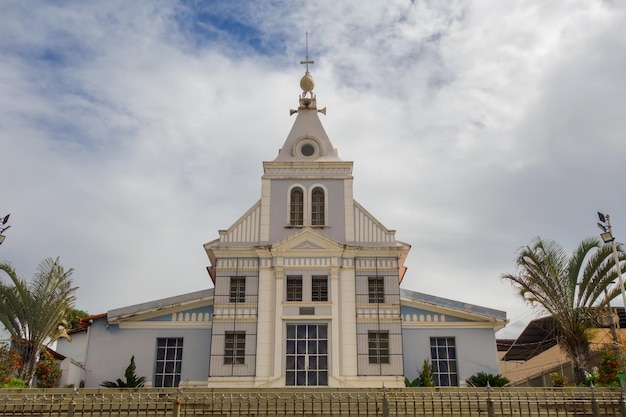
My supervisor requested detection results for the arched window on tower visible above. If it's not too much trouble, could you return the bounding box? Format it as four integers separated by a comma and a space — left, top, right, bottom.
290, 187, 304, 226
311, 187, 325, 226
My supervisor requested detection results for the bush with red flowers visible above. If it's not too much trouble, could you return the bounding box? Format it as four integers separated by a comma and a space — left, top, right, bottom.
0, 342, 22, 386
34, 351, 62, 388
597, 347, 622, 387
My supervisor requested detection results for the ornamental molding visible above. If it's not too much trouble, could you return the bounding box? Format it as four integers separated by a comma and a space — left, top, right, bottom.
292, 240, 325, 250
283, 256, 333, 267
264, 167, 352, 175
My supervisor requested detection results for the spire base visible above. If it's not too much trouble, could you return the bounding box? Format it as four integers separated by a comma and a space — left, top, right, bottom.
299, 95, 317, 110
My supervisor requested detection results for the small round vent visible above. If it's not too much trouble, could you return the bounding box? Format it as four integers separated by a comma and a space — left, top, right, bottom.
301, 143, 315, 156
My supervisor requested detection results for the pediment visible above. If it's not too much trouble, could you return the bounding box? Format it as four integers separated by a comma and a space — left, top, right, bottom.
292, 240, 325, 250
271, 227, 346, 255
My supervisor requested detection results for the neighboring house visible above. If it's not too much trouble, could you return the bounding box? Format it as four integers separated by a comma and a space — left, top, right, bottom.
0, 326, 10, 345
499, 309, 626, 386
0, 323, 86, 387
55, 316, 104, 387
41, 347, 85, 389
55, 59, 507, 389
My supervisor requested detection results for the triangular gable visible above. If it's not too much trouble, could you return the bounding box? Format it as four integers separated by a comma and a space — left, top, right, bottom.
292, 240, 325, 250
271, 227, 346, 255
400, 288, 507, 331
273, 102, 341, 163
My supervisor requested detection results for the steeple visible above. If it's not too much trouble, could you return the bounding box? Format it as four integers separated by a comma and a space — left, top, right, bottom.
298, 32, 315, 103
273, 34, 339, 162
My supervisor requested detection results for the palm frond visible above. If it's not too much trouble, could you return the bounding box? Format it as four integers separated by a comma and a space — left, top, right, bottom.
501, 235, 626, 384
0, 258, 78, 386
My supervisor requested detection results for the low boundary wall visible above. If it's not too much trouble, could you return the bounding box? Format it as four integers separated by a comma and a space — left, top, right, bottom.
1, 387, 625, 416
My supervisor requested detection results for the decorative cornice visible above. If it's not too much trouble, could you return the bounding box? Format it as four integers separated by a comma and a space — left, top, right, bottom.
283, 257, 333, 267
264, 167, 352, 176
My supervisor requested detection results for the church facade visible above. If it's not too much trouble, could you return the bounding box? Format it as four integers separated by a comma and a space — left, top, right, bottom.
58, 59, 506, 389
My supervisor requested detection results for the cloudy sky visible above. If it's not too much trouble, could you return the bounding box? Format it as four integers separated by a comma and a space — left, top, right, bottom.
1, 1, 625, 338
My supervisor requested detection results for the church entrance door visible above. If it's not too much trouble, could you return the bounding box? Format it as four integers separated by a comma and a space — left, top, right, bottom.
285, 324, 328, 386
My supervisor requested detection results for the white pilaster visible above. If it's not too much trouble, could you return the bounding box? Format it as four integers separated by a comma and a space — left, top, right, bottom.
344, 178, 354, 241
260, 177, 271, 241
255, 265, 275, 378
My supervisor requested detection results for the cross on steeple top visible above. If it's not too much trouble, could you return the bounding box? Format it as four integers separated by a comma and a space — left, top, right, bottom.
300, 32, 314, 74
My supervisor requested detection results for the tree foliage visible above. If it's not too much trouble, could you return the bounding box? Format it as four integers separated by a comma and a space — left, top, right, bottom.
66, 308, 89, 330
419, 359, 435, 387
101, 356, 146, 388
501, 236, 626, 384
0, 257, 77, 386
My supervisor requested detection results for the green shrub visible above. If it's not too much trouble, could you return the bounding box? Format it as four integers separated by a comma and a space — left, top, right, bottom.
419, 359, 435, 387
404, 376, 421, 387
101, 356, 146, 388
466, 372, 509, 387
1, 378, 26, 388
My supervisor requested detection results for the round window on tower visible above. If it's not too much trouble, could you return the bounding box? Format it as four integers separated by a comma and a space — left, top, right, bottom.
294, 138, 320, 158
301, 143, 315, 156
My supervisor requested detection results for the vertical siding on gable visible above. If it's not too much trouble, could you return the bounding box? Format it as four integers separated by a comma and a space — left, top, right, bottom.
353, 204, 395, 243
220, 204, 261, 243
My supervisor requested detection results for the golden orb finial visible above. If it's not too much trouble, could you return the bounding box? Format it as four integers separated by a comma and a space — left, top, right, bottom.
299, 32, 315, 98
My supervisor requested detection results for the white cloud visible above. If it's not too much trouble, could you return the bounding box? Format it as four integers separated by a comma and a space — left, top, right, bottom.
1, 1, 625, 338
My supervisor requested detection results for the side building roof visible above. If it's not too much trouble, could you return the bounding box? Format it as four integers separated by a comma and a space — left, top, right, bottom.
106, 289, 214, 322
401, 288, 507, 323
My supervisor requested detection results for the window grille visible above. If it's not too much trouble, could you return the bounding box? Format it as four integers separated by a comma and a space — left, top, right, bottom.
368, 276, 385, 303
355, 258, 403, 376
311, 187, 325, 225
229, 276, 246, 303
311, 275, 328, 302
286, 275, 303, 301
224, 332, 246, 365
430, 337, 458, 386
368, 331, 390, 364
154, 338, 183, 387
290, 188, 304, 226
286, 324, 328, 386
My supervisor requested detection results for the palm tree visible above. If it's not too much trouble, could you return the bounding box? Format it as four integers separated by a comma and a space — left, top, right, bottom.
501, 237, 625, 384
0, 257, 77, 386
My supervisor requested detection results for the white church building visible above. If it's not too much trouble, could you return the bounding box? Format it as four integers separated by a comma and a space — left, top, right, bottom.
57, 56, 507, 389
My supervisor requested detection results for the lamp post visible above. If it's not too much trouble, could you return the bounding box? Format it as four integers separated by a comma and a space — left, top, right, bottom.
0, 213, 10, 245
597, 212, 626, 308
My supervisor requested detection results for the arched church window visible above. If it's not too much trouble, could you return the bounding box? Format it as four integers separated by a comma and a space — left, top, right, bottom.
311, 187, 325, 226
290, 187, 304, 226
